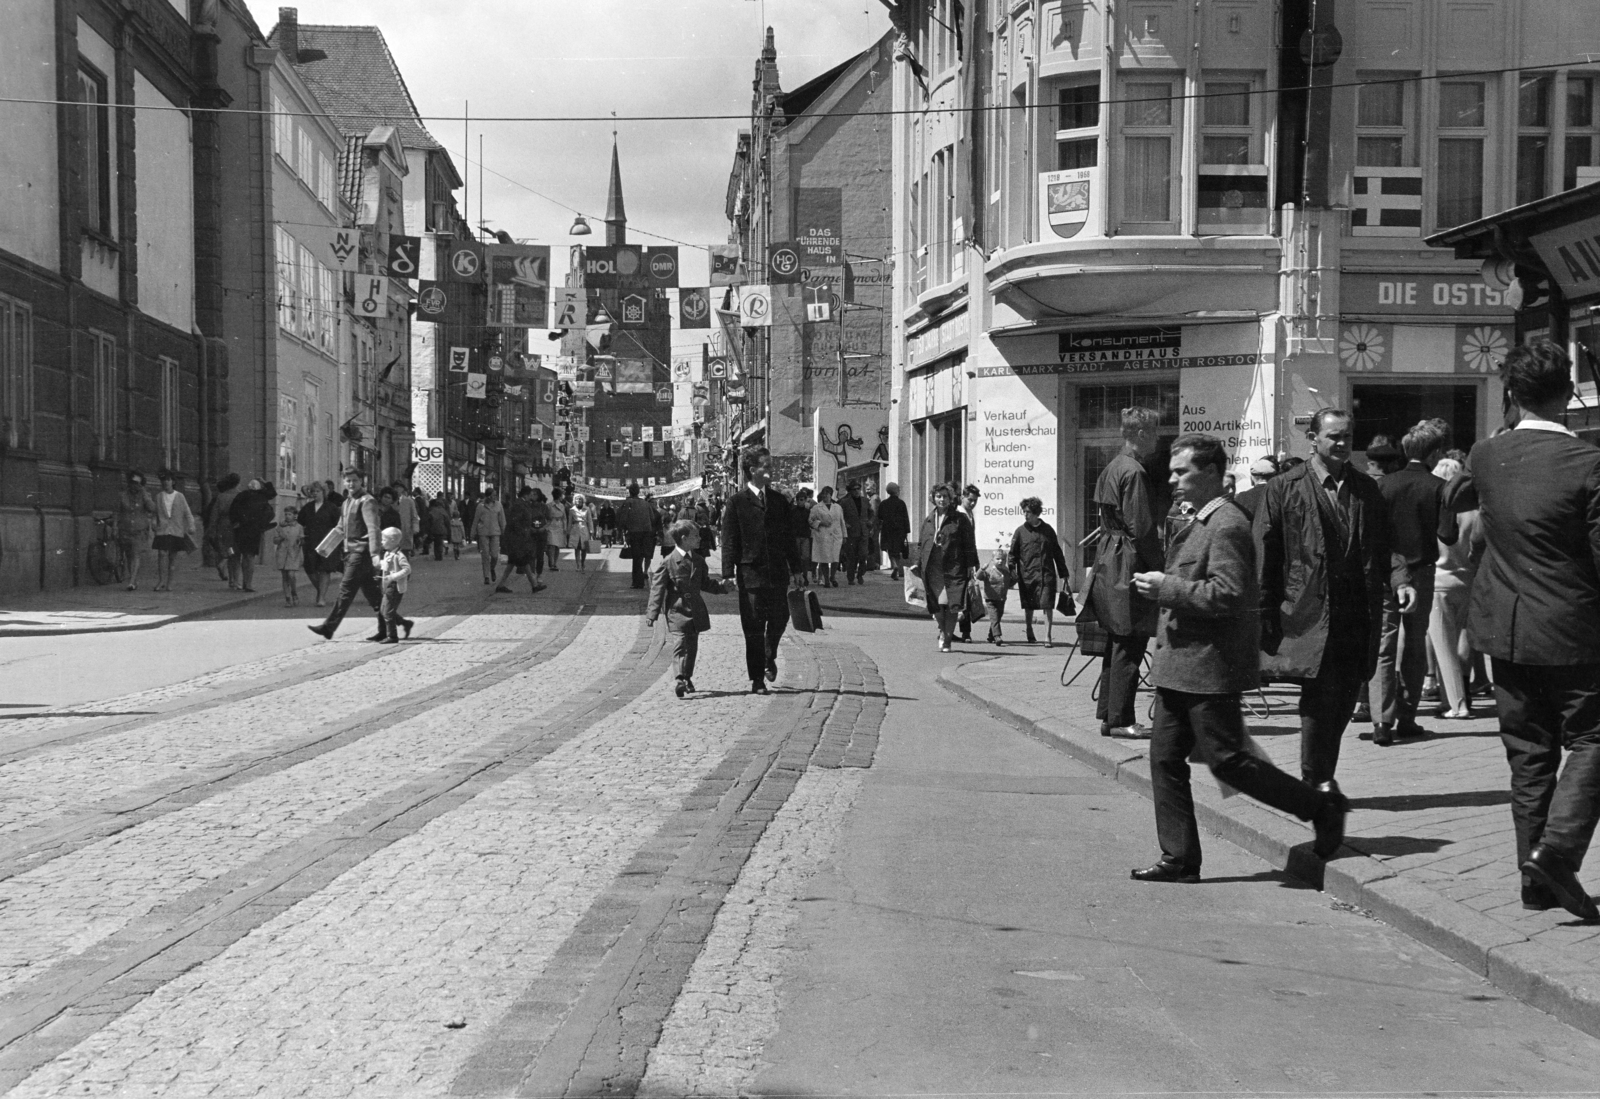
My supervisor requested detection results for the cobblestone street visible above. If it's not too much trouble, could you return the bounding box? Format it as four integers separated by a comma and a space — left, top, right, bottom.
3, 554, 1600, 1097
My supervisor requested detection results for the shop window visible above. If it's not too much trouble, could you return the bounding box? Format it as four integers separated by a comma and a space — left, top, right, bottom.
78, 64, 112, 237
0, 295, 33, 450
1350, 383, 1478, 455
1517, 73, 1553, 206
1435, 80, 1487, 230
1055, 78, 1100, 170
1355, 77, 1413, 167
1119, 78, 1181, 234
1565, 76, 1600, 190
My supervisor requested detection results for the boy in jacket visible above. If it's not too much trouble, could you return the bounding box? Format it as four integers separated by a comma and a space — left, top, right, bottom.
377, 527, 414, 644
646, 519, 726, 697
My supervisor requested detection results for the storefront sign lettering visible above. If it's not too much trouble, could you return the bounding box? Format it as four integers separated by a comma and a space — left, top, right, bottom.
1341, 273, 1510, 316
1531, 211, 1600, 301
908, 309, 970, 366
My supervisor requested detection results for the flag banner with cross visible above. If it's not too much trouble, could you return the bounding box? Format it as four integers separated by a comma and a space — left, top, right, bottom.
1351, 168, 1423, 237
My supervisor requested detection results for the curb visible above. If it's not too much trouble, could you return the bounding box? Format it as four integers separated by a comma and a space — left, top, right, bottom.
0, 588, 275, 639
938, 659, 1600, 1042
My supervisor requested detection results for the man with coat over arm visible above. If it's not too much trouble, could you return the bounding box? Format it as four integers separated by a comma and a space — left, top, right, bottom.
1463, 340, 1600, 921
1130, 434, 1350, 882
721, 446, 805, 695
1255, 408, 1413, 786
308, 469, 385, 641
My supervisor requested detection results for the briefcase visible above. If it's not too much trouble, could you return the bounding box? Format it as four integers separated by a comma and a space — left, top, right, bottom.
789, 588, 823, 632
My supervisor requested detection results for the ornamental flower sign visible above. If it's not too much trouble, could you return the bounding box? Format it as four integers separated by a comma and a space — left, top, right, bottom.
1460, 325, 1509, 373
1339, 324, 1388, 372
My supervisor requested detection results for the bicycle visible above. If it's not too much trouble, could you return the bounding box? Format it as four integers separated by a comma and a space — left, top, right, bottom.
86, 516, 128, 586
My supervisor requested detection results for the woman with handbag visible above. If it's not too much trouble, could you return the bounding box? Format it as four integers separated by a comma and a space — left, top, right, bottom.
298, 480, 342, 606
150, 469, 195, 593
114, 470, 158, 591
1009, 496, 1071, 647
917, 482, 979, 652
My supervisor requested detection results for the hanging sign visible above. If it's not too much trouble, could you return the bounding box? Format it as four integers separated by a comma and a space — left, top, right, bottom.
583, 244, 644, 289
386, 235, 421, 279
738, 285, 772, 327
551, 287, 585, 328
619, 293, 648, 326
645, 246, 680, 287
355, 275, 388, 318
709, 244, 741, 286
767, 242, 803, 284
678, 287, 711, 329
465, 372, 487, 399
447, 346, 470, 372
445, 241, 485, 282
314, 227, 358, 273
415, 281, 451, 323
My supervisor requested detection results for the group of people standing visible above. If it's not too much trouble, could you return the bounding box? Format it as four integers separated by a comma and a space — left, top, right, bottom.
467, 485, 595, 594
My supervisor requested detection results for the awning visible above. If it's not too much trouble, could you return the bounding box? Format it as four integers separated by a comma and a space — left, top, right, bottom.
1427, 179, 1600, 258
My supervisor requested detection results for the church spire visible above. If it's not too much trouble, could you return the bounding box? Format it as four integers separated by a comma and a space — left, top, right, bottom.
604, 132, 626, 245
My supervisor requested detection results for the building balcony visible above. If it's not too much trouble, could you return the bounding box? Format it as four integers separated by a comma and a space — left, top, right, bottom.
984, 236, 1281, 329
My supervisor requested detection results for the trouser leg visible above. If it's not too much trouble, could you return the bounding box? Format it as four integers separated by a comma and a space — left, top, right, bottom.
380, 587, 403, 638
1149, 689, 1201, 871
321, 549, 372, 633
1198, 693, 1324, 821
1495, 658, 1562, 870
672, 630, 699, 683
1102, 633, 1148, 728
1395, 586, 1434, 727
1371, 587, 1401, 726
1429, 584, 1468, 712
738, 585, 767, 683
1545, 666, 1600, 868
761, 586, 789, 669
1298, 654, 1366, 786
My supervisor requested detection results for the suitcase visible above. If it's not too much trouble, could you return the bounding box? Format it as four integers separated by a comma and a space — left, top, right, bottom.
789, 587, 823, 632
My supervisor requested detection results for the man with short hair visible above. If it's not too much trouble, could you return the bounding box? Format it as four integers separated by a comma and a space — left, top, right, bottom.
1131, 433, 1349, 882
840, 480, 872, 585
1088, 407, 1164, 738
616, 482, 655, 589
878, 482, 911, 580
1256, 409, 1411, 785
1466, 340, 1600, 920
1232, 456, 1278, 521
308, 468, 385, 641
1370, 419, 1457, 743
721, 446, 805, 694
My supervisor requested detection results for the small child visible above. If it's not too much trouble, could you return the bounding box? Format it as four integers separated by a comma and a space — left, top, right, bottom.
978, 535, 1015, 646
377, 526, 415, 644
448, 513, 465, 560
644, 518, 724, 698
272, 505, 304, 606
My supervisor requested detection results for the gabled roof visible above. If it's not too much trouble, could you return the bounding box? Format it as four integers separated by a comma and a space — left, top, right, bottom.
268, 22, 443, 152
780, 54, 857, 120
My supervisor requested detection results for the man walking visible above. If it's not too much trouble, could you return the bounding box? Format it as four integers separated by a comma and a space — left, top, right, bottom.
308, 469, 385, 641
721, 446, 804, 695
1131, 434, 1349, 882
1256, 409, 1411, 784
616, 482, 655, 589
1467, 341, 1600, 921
1371, 419, 1457, 744
840, 480, 872, 585
1088, 407, 1164, 738
878, 482, 911, 580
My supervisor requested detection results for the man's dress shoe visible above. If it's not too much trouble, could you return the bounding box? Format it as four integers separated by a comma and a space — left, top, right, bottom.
1312, 781, 1349, 859
1522, 845, 1600, 922
1130, 862, 1199, 884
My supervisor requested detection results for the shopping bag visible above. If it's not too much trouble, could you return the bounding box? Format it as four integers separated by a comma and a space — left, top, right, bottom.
789, 587, 821, 632
904, 569, 927, 609
965, 581, 987, 624
315, 525, 345, 558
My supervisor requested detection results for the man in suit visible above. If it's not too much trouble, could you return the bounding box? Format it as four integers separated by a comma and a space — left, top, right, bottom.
308, 468, 385, 641
616, 482, 655, 589
1256, 409, 1413, 787
840, 480, 872, 586
1467, 340, 1600, 921
721, 446, 805, 695
1130, 433, 1349, 882
878, 483, 911, 580
1370, 419, 1458, 744
1089, 406, 1165, 739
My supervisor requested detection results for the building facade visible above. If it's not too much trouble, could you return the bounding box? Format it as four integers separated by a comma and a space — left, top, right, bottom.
0, 0, 201, 595
882, 0, 1596, 563
726, 31, 896, 493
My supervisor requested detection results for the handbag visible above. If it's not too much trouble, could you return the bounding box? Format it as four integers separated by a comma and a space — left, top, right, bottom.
180, 533, 198, 554
1055, 587, 1077, 619
619, 542, 636, 560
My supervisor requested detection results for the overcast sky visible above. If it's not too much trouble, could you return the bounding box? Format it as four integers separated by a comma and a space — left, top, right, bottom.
247, 0, 889, 256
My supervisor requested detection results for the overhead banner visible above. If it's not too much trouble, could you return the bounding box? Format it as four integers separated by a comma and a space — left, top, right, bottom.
309, 227, 358, 273
678, 287, 711, 329
550, 286, 584, 328
709, 244, 741, 286
795, 188, 843, 265
414, 281, 451, 323
618, 292, 649, 326
644, 246, 680, 287
737, 284, 772, 327
583, 244, 643, 289
465, 372, 487, 399
447, 346, 470, 372
354, 275, 388, 319
386, 234, 421, 279
489, 283, 546, 327
444, 240, 485, 282
768, 242, 803, 284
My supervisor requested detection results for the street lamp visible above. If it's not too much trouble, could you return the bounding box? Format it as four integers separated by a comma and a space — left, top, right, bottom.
569, 215, 593, 236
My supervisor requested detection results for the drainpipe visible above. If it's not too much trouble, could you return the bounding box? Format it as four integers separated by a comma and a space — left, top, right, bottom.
26, 493, 45, 592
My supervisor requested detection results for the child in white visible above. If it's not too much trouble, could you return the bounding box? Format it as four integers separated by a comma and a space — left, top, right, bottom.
377, 526, 414, 643
272, 506, 304, 606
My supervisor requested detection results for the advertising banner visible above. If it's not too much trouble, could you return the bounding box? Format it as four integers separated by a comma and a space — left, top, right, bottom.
443, 240, 485, 282
737, 285, 772, 327
550, 287, 584, 328
465, 372, 487, 400
678, 287, 711, 329
969, 371, 1059, 552
1178, 351, 1275, 480
354, 275, 388, 319
767, 242, 803, 284
795, 188, 843, 265
308, 227, 358, 273
645, 246, 680, 287
709, 244, 741, 285
386, 234, 421, 279
614, 359, 655, 394
447, 346, 470, 373
583, 244, 644, 289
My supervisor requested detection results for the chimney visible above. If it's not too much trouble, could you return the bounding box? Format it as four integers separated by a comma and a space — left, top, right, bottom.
277, 8, 298, 62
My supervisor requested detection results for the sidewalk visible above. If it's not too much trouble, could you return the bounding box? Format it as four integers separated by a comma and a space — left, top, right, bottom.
0, 560, 274, 636
828, 573, 1600, 1039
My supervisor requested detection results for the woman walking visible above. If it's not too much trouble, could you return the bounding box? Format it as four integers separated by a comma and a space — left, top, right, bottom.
471, 488, 506, 585
1009, 496, 1071, 646
499, 487, 546, 594
229, 479, 276, 592
546, 488, 569, 572
115, 471, 157, 591
810, 486, 845, 587
297, 480, 341, 607
205, 473, 241, 585
569, 493, 594, 570
150, 469, 194, 592
916, 483, 979, 652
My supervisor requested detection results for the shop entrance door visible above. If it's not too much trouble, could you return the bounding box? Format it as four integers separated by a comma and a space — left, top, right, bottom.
1072, 381, 1179, 570
1349, 382, 1481, 459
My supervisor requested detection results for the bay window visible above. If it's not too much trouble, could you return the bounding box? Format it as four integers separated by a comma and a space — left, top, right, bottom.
1055, 79, 1099, 170
1119, 78, 1181, 234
